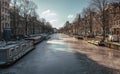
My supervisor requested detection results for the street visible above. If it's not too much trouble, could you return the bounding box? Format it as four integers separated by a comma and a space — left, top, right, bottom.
0, 33, 120, 74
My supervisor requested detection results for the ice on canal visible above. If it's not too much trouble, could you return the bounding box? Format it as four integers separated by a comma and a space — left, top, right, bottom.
0, 34, 120, 74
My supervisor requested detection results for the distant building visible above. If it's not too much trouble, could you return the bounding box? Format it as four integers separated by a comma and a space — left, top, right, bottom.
108, 2, 120, 36
0, 0, 11, 39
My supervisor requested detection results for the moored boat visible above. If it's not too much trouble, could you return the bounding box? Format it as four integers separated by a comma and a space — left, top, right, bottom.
0, 40, 34, 65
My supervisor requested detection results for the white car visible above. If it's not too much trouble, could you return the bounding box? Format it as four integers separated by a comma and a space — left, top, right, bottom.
108, 35, 119, 42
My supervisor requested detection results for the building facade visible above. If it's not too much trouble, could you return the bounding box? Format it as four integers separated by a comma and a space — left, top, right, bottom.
109, 2, 120, 36
0, 0, 11, 38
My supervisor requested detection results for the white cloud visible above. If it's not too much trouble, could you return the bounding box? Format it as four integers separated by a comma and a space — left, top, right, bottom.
41, 9, 58, 23
41, 10, 50, 15
50, 19, 58, 23
40, 9, 59, 28
41, 9, 57, 17
67, 14, 74, 19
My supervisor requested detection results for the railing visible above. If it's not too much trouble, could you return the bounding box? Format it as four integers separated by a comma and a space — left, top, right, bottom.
105, 42, 120, 50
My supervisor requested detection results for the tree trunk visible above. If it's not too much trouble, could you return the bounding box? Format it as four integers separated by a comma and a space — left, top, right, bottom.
102, 10, 106, 42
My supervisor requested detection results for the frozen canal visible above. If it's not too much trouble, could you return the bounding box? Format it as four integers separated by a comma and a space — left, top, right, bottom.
0, 34, 120, 74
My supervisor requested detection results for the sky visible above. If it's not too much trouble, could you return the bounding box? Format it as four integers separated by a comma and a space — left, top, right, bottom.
33, 0, 90, 29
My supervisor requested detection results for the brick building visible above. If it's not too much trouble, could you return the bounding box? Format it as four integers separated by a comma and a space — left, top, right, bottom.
108, 2, 120, 36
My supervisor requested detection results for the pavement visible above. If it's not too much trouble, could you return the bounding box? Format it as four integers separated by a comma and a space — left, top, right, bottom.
0, 33, 120, 74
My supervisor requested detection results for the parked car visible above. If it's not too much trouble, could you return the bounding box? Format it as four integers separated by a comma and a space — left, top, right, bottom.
108, 35, 119, 42
87, 34, 95, 38
75, 34, 84, 39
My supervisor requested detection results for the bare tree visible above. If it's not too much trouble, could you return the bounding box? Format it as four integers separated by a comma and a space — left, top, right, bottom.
91, 0, 110, 42
73, 14, 81, 35
86, 7, 96, 37
41, 18, 46, 33
28, 1, 37, 34
10, 0, 21, 36
62, 21, 70, 33
19, 0, 37, 35
45, 22, 53, 33
81, 8, 90, 36
88, 8, 93, 36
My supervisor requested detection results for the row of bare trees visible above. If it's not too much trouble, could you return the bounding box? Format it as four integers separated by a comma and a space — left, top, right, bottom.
10, 0, 53, 38
60, 0, 120, 42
